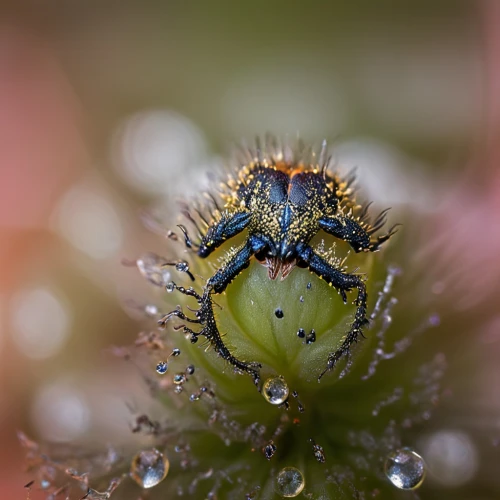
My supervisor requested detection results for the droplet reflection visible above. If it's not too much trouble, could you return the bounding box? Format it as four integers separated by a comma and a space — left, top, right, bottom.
156, 361, 168, 374
384, 447, 426, 490
262, 376, 289, 405
130, 449, 169, 489
274, 467, 305, 498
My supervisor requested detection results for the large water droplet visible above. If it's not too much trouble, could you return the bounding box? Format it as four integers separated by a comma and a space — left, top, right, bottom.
156, 361, 168, 374
384, 447, 426, 490
274, 467, 305, 498
130, 449, 169, 489
262, 376, 289, 405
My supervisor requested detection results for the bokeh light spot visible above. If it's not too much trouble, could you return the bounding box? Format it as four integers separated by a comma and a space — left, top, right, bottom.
10, 286, 71, 360
420, 430, 478, 487
54, 183, 123, 259
112, 110, 207, 196
31, 380, 90, 442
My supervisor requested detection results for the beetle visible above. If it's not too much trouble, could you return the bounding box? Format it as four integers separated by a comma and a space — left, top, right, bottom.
163, 139, 397, 384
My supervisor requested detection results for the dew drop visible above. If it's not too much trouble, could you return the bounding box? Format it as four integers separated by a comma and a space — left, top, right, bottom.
156, 361, 168, 374
275, 308, 284, 319
297, 328, 305, 338
172, 348, 181, 357
174, 373, 187, 385
185, 365, 195, 375
262, 376, 289, 405
130, 449, 169, 489
384, 447, 426, 490
263, 441, 277, 460
175, 262, 189, 273
306, 282, 312, 290
274, 467, 305, 498
165, 282, 175, 293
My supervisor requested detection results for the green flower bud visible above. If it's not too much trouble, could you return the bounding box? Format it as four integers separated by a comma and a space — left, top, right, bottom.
20, 141, 455, 500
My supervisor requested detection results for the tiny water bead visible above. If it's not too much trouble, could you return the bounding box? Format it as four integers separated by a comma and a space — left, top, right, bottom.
275, 308, 284, 319
263, 441, 277, 460
172, 348, 181, 356
384, 447, 426, 490
165, 282, 175, 293
174, 373, 187, 385
130, 449, 169, 489
262, 376, 289, 405
274, 467, 305, 498
297, 328, 305, 338
156, 361, 168, 374
309, 439, 326, 463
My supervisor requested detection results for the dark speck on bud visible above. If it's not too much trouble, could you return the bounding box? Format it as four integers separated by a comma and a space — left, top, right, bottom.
306, 329, 316, 344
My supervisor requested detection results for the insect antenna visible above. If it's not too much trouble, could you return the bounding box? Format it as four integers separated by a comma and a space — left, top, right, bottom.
177, 224, 200, 251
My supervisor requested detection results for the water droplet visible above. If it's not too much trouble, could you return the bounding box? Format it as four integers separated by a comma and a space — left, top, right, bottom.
130, 449, 169, 489
309, 439, 326, 463
275, 308, 284, 319
297, 328, 305, 338
174, 373, 187, 385
156, 361, 168, 374
166, 282, 175, 293
274, 467, 305, 498
172, 348, 181, 357
175, 262, 189, 273
262, 376, 289, 405
263, 441, 277, 460
185, 365, 195, 375
306, 282, 312, 290
384, 447, 426, 490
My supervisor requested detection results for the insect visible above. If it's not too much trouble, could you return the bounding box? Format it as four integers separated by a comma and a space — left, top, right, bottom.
163, 139, 398, 384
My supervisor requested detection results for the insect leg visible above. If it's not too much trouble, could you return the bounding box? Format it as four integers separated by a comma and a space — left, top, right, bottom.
299, 245, 368, 381
319, 214, 398, 252
198, 210, 252, 258
197, 291, 261, 385
199, 237, 265, 383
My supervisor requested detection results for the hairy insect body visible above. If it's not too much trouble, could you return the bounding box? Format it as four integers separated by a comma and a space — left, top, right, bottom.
171, 145, 397, 384
241, 167, 336, 260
